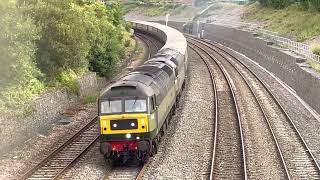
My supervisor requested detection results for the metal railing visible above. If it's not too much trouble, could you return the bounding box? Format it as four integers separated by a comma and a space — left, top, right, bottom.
197, 18, 320, 64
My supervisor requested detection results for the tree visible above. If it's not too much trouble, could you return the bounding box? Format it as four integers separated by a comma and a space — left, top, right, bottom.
0, 0, 44, 109
82, 1, 130, 77
25, 0, 91, 78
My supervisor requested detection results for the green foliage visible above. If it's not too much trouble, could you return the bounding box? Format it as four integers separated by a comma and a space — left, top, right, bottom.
309, 0, 320, 11
244, 3, 320, 41
122, 1, 188, 16
252, 0, 320, 10
267, 0, 291, 8
83, 95, 97, 104
0, 0, 131, 115
122, 3, 140, 14
311, 44, 320, 55
55, 70, 80, 94
0, 0, 45, 112
84, 2, 131, 77
300, 0, 310, 10
24, 0, 91, 78
307, 59, 320, 73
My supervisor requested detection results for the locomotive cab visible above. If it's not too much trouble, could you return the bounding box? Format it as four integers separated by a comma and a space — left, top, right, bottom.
99, 77, 159, 164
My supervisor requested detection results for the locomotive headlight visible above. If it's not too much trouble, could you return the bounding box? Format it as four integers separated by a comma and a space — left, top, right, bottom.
131, 122, 135, 127
113, 123, 117, 128
136, 136, 140, 140
125, 133, 132, 139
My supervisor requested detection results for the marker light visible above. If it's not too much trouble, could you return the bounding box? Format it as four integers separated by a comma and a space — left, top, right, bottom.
136, 136, 140, 140
113, 123, 117, 128
131, 122, 135, 127
126, 133, 132, 139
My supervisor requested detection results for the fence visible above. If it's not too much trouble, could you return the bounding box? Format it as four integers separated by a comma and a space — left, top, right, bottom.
197, 17, 320, 64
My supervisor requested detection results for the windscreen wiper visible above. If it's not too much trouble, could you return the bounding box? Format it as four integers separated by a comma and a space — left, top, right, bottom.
131, 97, 138, 111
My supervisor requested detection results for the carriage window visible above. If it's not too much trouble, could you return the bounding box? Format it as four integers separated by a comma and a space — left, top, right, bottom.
125, 99, 147, 113
100, 100, 122, 114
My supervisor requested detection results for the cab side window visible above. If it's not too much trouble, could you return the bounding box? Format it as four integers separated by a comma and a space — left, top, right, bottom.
150, 97, 155, 112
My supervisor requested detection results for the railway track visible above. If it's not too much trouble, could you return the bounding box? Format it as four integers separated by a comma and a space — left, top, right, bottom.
19, 117, 99, 180
188, 42, 247, 179
99, 32, 161, 180
101, 160, 148, 180
16, 30, 163, 180
187, 35, 320, 179
135, 33, 162, 58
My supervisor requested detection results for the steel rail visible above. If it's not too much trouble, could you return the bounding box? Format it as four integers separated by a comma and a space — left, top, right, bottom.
100, 33, 163, 180
135, 33, 153, 59
135, 33, 159, 58
19, 117, 98, 180
189, 35, 320, 178
188, 41, 247, 179
187, 36, 291, 179
187, 44, 218, 180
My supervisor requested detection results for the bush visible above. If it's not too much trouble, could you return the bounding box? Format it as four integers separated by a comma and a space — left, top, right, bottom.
268, 0, 291, 8
83, 95, 97, 104
309, 0, 320, 11
307, 59, 320, 73
24, 0, 91, 79
84, 2, 130, 77
55, 70, 80, 94
0, 0, 44, 112
300, 0, 310, 10
311, 44, 320, 55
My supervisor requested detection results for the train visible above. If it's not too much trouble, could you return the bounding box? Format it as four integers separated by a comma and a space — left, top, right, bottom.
99, 20, 188, 164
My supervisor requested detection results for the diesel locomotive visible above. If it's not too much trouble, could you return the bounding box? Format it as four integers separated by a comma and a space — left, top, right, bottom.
99, 21, 188, 164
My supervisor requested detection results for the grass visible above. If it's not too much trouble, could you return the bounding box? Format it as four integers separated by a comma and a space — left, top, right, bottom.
83, 95, 97, 104
122, 3, 140, 14
243, 3, 320, 41
307, 59, 320, 73
123, 2, 188, 17
311, 44, 320, 55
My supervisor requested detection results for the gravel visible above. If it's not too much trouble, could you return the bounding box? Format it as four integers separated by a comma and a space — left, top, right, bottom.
59, 142, 108, 180
209, 48, 285, 179
141, 47, 214, 179
216, 43, 320, 168
0, 104, 97, 180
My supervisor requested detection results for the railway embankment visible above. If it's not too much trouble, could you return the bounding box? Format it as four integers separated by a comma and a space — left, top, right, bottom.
0, 73, 99, 154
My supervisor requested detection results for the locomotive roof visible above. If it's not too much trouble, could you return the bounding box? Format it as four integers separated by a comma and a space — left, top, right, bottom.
131, 20, 187, 55
100, 62, 174, 102
100, 78, 154, 99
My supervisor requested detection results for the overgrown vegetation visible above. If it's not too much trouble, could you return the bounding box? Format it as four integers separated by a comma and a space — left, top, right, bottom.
244, 3, 320, 41
0, 0, 132, 115
311, 44, 320, 55
123, 1, 188, 16
307, 59, 320, 72
252, 0, 320, 10
83, 95, 97, 104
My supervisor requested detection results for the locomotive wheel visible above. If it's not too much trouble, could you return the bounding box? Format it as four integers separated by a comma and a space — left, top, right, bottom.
150, 140, 158, 156
139, 151, 150, 165
107, 158, 117, 167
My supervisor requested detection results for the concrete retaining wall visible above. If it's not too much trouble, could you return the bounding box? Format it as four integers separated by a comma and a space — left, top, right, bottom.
157, 21, 320, 113
198, 24, 320, 113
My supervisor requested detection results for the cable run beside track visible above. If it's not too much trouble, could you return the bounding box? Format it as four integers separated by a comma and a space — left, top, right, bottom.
188, 42, 247, 179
